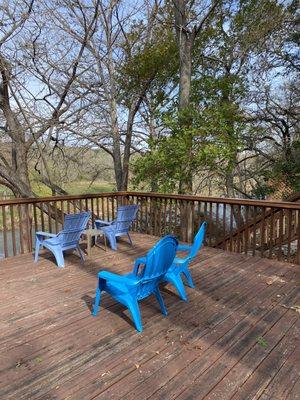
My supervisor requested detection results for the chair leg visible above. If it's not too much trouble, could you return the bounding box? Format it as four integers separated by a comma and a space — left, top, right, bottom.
92, 287, 102, 316
182, 267, 195, 288
127, 299, 143, 332
76, 244, 85, 263
164, 273, 188, 301
154, 288, 167, 316
127, 232, 133, 246
107, 235, 117, 251
34, 238, 41, 263
53, 248, 65, 268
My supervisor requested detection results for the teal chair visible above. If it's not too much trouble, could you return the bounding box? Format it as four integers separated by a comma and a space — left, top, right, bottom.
92, 235, 178, 332
134, 222, 207, 301
164, 222, 207, 300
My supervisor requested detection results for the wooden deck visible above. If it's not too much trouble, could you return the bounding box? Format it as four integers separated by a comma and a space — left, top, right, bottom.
0, 233, 299, 400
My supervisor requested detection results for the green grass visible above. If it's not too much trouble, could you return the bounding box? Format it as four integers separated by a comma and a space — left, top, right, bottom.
0, 180, 115, 201
64, 181, 115, 195
29, 180, 115, 197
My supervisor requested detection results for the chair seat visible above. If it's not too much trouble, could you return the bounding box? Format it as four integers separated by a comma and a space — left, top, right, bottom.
173, 256, 188, 265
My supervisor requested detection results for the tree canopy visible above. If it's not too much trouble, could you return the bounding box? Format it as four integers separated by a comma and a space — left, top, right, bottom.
0, 0, 299, 199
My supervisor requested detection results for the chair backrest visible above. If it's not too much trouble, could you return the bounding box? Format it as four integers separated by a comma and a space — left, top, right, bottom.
113, 205, 139, 233
188, 221, 207, 259
136, 235, 178, 300
60, 211, 91, 246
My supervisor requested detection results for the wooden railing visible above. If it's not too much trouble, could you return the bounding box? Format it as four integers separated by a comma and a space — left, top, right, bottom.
0, 191, 299, 264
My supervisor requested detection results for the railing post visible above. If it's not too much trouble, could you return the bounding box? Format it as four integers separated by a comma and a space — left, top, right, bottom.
180, 200, 193, 243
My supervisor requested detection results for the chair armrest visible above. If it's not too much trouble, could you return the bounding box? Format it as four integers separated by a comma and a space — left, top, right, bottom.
98, 271, 138, 286
177, 244, 192, 252
36, 231, 57, 238
95, 219, 112, 227
133, 256, 147, 275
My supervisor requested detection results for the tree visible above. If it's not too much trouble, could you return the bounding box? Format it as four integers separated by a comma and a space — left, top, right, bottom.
0, 0, 100, 197
133, 0, 296, 200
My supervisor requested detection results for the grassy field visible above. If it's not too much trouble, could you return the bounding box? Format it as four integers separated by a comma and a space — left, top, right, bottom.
0, 180, 115, 199
65, 181, 115, 195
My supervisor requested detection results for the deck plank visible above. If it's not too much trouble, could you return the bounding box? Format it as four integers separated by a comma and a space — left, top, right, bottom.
0, 233, 298, 400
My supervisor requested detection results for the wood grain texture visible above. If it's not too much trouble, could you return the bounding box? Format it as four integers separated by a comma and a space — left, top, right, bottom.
0, 233, 298, 400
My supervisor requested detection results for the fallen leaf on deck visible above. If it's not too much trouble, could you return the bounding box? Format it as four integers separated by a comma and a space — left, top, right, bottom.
280, 304, 300, 313
266, 276, 285, 285
256, 336, 268, 348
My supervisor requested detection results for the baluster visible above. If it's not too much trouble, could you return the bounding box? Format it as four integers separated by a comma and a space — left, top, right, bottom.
268, 208, 274, 259
174, 199, 178, 237
260, 208, 266, 257
10, 205, 17, 256
158, 198, 162, 236
47, 202, 52, 233
222, 203, 226, 250
2, 205, 8, 258
60, 201, 64, 230
229, 204, 233, 252
237, 205, 242, 253
91, 198, 94, 227
215, 202, 219, 246
33, 203, 38, 233
244, 206, 249, 255
25, 203, 32, 252
286, 209, 292, 263
96, 197, 100, 218
168, 199, 172, 234
163, 198, 167, 235
252, 207, 257, 256
296, 210, 300, 265
40, 202, 45, 232
145, 196, 149, 234
278, 209, 283, 261
18, 204, 24, 254
106, 196, 110, 221
54, 201, 58, 233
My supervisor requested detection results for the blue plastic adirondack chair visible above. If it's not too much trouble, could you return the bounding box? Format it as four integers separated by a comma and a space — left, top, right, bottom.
92, 235, 178, 332
164, 222, 207, 301
34, 211, 91, 268
94, 204, 139, 250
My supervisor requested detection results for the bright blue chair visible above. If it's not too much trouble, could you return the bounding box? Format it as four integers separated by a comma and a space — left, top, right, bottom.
34, 211, 91, 268
92, 235, 178, 332
94, 204, 139, 250
164, 222, 207, 301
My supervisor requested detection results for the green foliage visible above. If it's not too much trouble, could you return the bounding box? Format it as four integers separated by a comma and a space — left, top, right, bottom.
117, 25, 178, 107
133, 101, 243, 192
269, 141, 300, 193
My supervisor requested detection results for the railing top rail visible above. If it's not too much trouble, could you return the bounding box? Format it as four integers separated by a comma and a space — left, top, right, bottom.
125, 191, 300, 210
0, 192, 120, 206
0, 191, 299, 210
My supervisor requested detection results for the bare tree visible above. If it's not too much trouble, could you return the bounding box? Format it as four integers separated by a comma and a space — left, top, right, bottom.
0, 0, 100, 197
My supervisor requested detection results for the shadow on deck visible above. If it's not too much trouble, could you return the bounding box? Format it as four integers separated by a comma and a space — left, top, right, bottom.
0, 233, 299, 400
